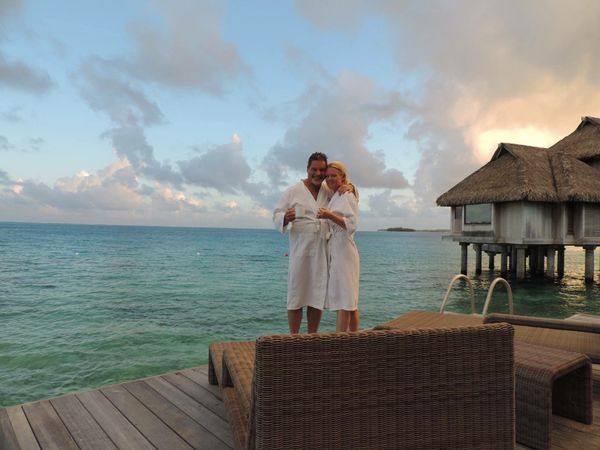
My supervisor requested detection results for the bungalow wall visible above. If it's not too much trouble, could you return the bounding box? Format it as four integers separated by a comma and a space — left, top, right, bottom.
495, 202, 559, 244
494, 202, 522, 243
448, 201, 600, 245
450, 206, 463, 234
583, 204, 600, 241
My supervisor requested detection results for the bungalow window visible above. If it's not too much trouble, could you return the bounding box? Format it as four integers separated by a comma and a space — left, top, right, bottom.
464, 203, 492, 225
584, 204, 600, 237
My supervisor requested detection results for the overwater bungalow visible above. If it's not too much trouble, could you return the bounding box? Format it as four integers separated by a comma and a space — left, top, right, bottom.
437, 116, 600, 281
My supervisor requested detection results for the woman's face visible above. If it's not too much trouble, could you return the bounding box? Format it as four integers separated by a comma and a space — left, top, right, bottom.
326, 167, 343, 191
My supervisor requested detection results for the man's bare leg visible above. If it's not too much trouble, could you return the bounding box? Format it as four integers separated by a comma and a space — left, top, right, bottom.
336, 310, 351, 332
349, 309, 360, 331
306, 306, 323, 333
288, 308, 303, 334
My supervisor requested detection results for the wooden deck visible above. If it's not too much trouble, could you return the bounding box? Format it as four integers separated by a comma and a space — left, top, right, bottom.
0, 365, 232, 450
1, 364, 600, 449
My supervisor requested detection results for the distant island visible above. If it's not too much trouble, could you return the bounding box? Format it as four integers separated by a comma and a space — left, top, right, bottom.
379, 227, 450, 232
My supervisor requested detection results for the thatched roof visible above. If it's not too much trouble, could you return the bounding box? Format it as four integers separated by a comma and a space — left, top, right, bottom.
549, 116, 600, 160
550, 152, 600, 202
436, 144, 557, 206
437, 116, 600, 206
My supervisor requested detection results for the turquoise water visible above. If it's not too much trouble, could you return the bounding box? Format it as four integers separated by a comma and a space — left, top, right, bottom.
1, 222, 600, 406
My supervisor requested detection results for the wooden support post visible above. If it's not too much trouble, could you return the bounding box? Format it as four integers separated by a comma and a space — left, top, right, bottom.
537, 246, 545, 275
460, 243, 469, 275
545, 247, 555, 279
529, 246, 538, 273
488, 252, 495, 270
557, 246, 565, 278
516, 246, 526, 280
584, 246, 595, 284
500, 245, 508, 277
510, 245, 517, 274
474, 244, 482, 275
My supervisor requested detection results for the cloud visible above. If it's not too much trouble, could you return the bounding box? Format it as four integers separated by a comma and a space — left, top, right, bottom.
0, 168, 12, 184
0, 107, 22, 122
0, 135, 44, 152
294, 0, 368, 33
17, 159, 145, 211
262, 72, 410, 189
0, 52, 54, 94
149, 183, 206, 212
178, 134, 252, 194
298, 1, 600, 221
0, 0, 22, 18
365, 189, 412, 218
0, 0, 54, 95
77, 59, 163, 126
0, 135, 15, 151
117, 0, 249, 94
104, 123, 182, 185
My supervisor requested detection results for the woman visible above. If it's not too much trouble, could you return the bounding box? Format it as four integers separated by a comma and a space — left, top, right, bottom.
317, 161, 360, 332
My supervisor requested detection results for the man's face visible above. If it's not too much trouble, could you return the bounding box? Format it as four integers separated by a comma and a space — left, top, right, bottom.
307, 160, 327, 187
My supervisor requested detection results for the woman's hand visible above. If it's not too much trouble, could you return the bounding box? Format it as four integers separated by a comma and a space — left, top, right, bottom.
317, 208, 330, 219
318, 207, 347, 229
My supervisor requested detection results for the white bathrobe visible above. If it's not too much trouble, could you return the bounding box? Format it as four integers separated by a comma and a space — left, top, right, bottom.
325, 191, 360, 311
273, 181, 332, 310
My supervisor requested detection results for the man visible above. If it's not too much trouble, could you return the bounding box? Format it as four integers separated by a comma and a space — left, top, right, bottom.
273, 152, 331, 333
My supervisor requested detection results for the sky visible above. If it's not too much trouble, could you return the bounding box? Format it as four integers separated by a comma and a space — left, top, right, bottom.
2, 0, 600, 230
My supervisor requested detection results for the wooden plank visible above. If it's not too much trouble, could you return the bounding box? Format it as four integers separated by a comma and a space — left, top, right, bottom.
22, 401, 78, 450
0, 408, 21, 450
145, 376, 233, 448
77, 389, 154, 450
124, 380, 231, 450
552, 420, 600, 449
180, 368, 222, 400
163, 372, 228, 420
51, 394, 118, 450
101, 384, 193, 450
5, 406, 40, 450
553, 411, 600, 438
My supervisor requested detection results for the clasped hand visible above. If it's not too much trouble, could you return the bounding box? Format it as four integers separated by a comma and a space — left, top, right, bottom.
317, 208, 331, 219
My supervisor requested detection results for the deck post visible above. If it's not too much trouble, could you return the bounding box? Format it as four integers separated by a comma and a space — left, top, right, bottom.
474, 244, 482, 275
529, 246, 538, 273
584, 246, 595, 283
460, 242, 469, 275
537, 246, 546, 275
510, 245, 517, 274
516, 246, 526, 280
500, 245, 508, 276
545, 247, 555, 279
488, 252, 495, 270
557, 246, 565, 278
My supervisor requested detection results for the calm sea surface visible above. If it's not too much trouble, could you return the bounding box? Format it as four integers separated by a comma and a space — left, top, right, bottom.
2, 221, 600, 406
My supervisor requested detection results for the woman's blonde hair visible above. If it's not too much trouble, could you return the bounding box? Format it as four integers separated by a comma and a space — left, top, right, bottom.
328, 161, 358, 200
327, 160, 348, 181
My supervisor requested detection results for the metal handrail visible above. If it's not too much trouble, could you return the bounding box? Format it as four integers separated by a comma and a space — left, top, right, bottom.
482, 277, 514, 316
440, 274, 476, 314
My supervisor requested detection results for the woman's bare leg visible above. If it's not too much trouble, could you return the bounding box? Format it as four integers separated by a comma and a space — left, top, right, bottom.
336, 310, 351, 332
349, 309, 360, 331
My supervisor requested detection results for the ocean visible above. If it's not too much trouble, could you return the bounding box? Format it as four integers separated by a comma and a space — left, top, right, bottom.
1, 221, 600, 407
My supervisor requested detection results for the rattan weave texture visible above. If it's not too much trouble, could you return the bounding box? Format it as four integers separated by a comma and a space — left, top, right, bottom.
210, 324, 515, 450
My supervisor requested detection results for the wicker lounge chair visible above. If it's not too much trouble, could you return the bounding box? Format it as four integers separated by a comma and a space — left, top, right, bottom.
484, 312, 600, 363
209, 324, 515, 450
375, 310, 593, 450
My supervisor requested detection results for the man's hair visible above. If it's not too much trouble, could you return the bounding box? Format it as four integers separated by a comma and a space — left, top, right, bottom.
307, 152, 328, 169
